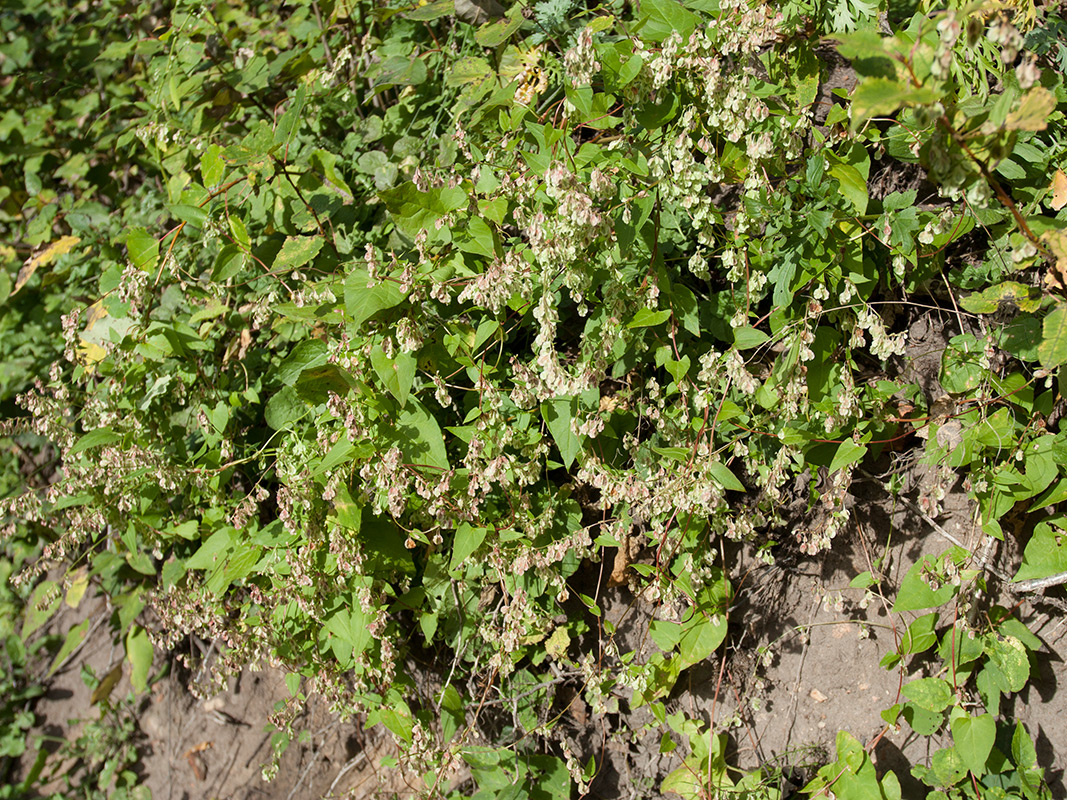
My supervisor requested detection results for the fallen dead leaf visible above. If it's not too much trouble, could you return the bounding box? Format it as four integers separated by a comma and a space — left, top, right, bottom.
608, 531, 637, 587
832, 623, 854, 639
184, 742, 213, 782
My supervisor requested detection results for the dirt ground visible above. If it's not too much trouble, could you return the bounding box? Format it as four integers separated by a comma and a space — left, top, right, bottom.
18, 440, 1067, 800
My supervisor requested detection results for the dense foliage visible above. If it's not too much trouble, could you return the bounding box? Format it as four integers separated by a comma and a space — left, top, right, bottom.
3, 0, 1067, 796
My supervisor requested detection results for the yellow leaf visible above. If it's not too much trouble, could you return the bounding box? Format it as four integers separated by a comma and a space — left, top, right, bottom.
77, 300, 111, 374
14, 235, 81, 294
1045, 229, 1067, 262
545, 626, 571, 659
77, 340, 108, 373
65, 567, 90, 609
83, 300, 108, 332
1051, 169, 1067, 212
1006, 87, 1056, 132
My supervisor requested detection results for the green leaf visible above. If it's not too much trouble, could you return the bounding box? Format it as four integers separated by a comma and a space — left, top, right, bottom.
126, 227, 159, 271
285, 672, 302, 697
446, 56, 492, 87
649, 619, 683, 651
634, 90, 680, 129
1038, 305, 1067, 368
69, 427, 121, 456
315, 436, 357, 478
344, 269, 407, 328
167, 203, 207, 228
229, 215, 251, 249
359, 515, 414, 578
186, 528, 237, 570
48, 619, 89, 678
542, 396, 582, 468
929, 746, 968, 787
903, 702, 945, 735
652, 446, 690, 462
677, 604, 728, 669
951, 713, 995, 775
381, 182, 466, 224
168, 520, 200, 540
295, 364, 351, 405
450, 523, 488, 573
996, 617, 1043, 652
733, 326, 769, 350
976, 664, 1003, 715
850, 571, 875, 589
662, 764, 703, 798
379, 703, 415, 743
126, 625, 154, 693
984, 634, 1029, 692
628, 308, 672, 328
22, 581, 60, 638
902, 677, 953, 712
274, 235, 325, 272
332, 484, 362, 531
1012, 721, 1038, 769
837, 729, 867, 773
665, 356, 690, 384
828, 160, 869, 214
475, 11, 523, 47
459, 216, 497, 258
375, 55, 428, 87
395, 399, 450, 469
274, 82, 307, 148
265, 386, 309, 430
276, 340, 329, 386
830, 440, 867, 473
899, 613, 938, 655
577, 593, 601, 617
850, 78, 937, 129
221, 544, 261, 588
441, 685, 465, 742
201, 144, 225, 187
894, 549, 965, 611
371, 346, 417, 407
405, 0, 455, 19
52, 494, 94, 513
617, 53, 644, 87
961, 281, 1043, 314
322, 596, 371, 668
1014, 518, 1067, 582
707, 461, 745, 492
638, 0, 700, 42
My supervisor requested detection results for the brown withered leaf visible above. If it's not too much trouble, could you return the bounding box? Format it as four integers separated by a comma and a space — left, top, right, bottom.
1043, 230, 1067, 292
90, 662, 123, 705
184, 741, 213, 781
1051, 169, 1067, 211
608, 532, 638, 587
